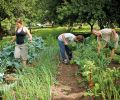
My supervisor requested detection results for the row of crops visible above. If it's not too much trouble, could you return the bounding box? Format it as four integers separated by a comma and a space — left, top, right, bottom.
0, 26, 120, 99
0, 37, 45, 70
0, 35, 59, 99
71, 35, 120, 100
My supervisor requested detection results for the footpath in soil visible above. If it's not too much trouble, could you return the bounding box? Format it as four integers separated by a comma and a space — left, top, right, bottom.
51, 63, 88, 100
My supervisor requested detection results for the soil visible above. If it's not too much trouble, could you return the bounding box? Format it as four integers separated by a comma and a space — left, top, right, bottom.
51, 61, 120, 100
109, 61, 120, 69
51, 63, 90, 100
4, 66, 17, 74
109, 62, 120, 86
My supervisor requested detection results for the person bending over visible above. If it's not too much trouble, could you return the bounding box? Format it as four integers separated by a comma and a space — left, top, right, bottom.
92, 28, 119, 60
58, 33, 84, 64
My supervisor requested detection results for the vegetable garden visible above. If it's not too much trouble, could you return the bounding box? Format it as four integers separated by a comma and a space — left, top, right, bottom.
0, 27, 120, 100
71, 35, 120, 99
1, 0, 120, 99
0, 28, 62, 99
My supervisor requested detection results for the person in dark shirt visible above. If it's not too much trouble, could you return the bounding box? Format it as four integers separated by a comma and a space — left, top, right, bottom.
11, 18, 32, 66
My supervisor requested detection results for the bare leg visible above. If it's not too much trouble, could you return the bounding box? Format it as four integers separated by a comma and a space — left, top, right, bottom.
110, 49, 115, 61
22, 60, 27, 66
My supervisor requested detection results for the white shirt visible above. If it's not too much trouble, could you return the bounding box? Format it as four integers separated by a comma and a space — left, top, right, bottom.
98, 28, 119, 48
100, 28, 112, 42
58, 33, 76, 43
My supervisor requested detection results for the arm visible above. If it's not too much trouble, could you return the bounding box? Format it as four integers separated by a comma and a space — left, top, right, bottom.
112, 29, 118, 40
97, 36, 102, 54
110, 48, 115, 61
112, 29, 117, 35
26, 28, 32, 42
62, 34, 68, 45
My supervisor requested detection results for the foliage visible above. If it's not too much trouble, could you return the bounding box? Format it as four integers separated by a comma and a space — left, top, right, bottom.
115, 46, 120, 55
56, 0, 120, 29
34, 0, 62, 24
72, 35, 110, 67
112, 54, 120, 64
32, 27, 66, 39
71, 35, 120, 99
0, 36, 12, 50
67, 42, 77, 51
0, 0, 37, 20
1, 0, 120, 35
2, 36, 59, 99
0, 36, 45, 69
1, 18, 11, 31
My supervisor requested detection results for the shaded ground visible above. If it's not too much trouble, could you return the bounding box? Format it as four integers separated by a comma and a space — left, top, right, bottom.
109, 62, 120, 86
109, 61, 120, 69
51, 61, 120, 100
51, 63, 90, 100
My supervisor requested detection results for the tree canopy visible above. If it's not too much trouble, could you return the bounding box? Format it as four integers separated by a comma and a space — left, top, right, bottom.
0, 0, 120, 32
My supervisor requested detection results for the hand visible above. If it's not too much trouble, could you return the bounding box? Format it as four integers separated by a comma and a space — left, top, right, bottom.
10, 40, 14, 44
64, 42, 68, 45
28, 38, 32, 42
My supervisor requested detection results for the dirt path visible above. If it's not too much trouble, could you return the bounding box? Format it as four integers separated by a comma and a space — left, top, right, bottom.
51, 63, 88, 100
109, 61, 120, 69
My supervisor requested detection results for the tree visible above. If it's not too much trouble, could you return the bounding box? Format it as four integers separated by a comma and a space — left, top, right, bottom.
56, 0, 79, 31
0, 0, 37, 34
56, 0, 120, 30
56, 0, 101, 31
107, 0, 120, 28
34, 0, 63, 26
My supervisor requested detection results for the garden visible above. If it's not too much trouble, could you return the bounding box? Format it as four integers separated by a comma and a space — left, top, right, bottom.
0, 26, 119, 100
0, 0, 120, 100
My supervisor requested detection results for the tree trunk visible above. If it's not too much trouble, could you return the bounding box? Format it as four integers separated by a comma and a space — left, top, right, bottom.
78, 23, 82, 29
0, 22, 3, 40
51, 21, 54, 27
90, 24, 94, 32
87, 22, 94, 32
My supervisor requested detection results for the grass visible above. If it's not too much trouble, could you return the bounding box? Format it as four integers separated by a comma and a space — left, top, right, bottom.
2, 36, 59, 99
31, 27, 66, 39
0, 36, 13, 73
73, 24, 91, 33
0, 36, 12, 50
0, 26, 120, 99
72, 23, 100, 36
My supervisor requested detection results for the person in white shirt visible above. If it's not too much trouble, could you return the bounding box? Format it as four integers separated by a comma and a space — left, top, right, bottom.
58, 33, 84, 64
92, 28, 119, 60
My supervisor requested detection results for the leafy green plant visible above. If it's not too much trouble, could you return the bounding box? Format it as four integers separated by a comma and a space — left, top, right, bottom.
1, 36, 59, 99
115, 46, 120, 55
67, 42, 77, 51
71, 35, 120, 99
112, 54, 120, 64
32, 27, 66, 39
0, 36, 45, 69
